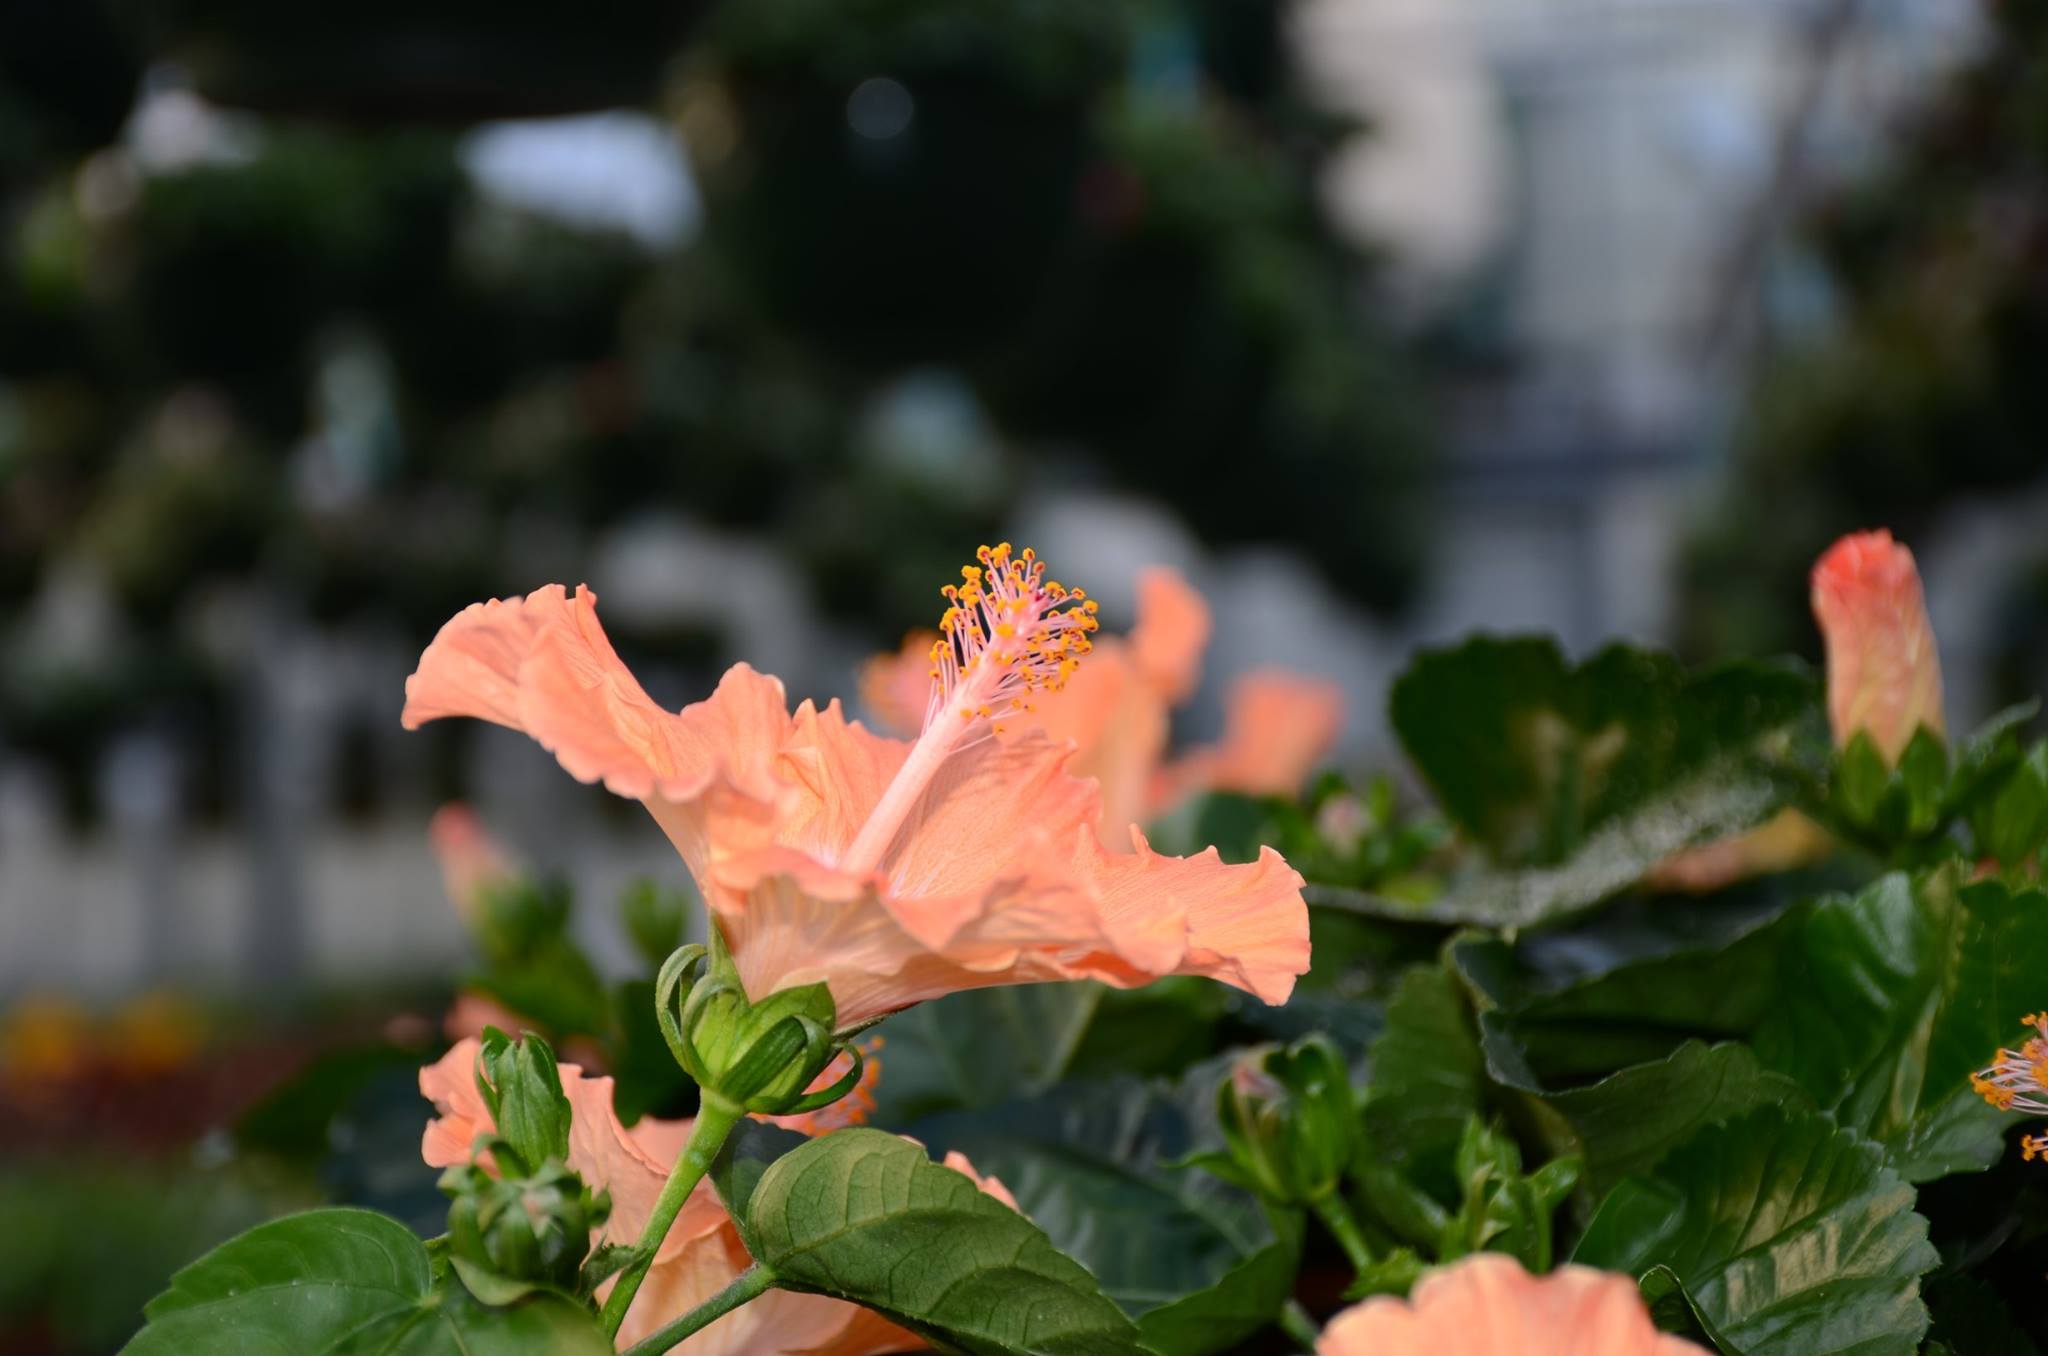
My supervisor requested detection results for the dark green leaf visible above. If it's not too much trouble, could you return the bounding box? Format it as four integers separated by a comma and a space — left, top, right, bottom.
235, 1041, 426, 1161
710, 1119, 807, 1222
1449, 889, 1810, 1085
1572, 1106, 1938, 1354
1360, 963, 1484, 1198
1752, 868, 2048, 1181
915, 1066, 1301, 1353
1510, 1041, 1807, 1197
739, 1129, 1148, 1356
1389, 637, 1815, 869
1924, 1272, 2043, 1356
1638, 1265, 1746, 1355
867, 981, 1103, 1121
125, 1207, 610, 1355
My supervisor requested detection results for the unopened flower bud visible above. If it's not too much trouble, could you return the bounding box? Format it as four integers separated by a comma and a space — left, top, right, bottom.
656, 935, 863, 1117
441, 1153, 609, 1290
1812, 530, 1944, 766
1215, 1035, 1357, 1205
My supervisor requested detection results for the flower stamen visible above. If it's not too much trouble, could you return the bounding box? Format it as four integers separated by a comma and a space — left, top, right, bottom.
842, 544, 1098, 877
1974, 1012, 2048, 1134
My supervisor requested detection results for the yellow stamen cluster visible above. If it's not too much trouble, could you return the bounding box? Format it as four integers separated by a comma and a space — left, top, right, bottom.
1974, 1013, 2048, 1157
924, 543, 1100, 733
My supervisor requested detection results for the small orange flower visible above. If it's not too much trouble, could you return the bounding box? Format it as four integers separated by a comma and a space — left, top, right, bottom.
863, 566, 1342, 848
1974, 1012, 2048, 1162
1317, 1254, 1707, 1356
421, 1038, 1009, 1351
1811, 530, 1945, 763
404, 546, 1310, 1029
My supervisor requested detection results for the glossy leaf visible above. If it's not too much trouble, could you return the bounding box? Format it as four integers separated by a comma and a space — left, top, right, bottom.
124, 1207, 610, 1355
1359, 963, 1485, 1197
1752, 868, 2048, 1181
1390, 637, 1816, 868
915, 1066, 1301, 1355
737, 1129, 1148, 1356
1573, 1106, 1938, 1355
866, 981, 1103, 1121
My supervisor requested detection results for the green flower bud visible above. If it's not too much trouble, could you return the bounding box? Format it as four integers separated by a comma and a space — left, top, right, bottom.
474, 1027, 571, 1174
1215, 1035, 1358, 1205
441, 1153, 610, 1290
654, 933, 862, 1117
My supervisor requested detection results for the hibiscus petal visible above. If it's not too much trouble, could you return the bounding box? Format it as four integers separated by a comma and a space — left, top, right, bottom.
1078, 830, 1309, 1006
1154, 670, 1344, 812
402, 584, 788, 805
1129, 567, 1211, 703
1318, 1254, 1708, 1356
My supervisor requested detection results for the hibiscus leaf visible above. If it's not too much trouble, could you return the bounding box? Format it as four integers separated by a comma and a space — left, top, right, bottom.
1638, 1265, 1746, 1354
1752, 867, 2048, 1181
709, 1119, 807, 1221
1386, 638, 1816, 925
913, 1063, 1302, 1354
738, 1128, 1149, 1356
1448, 889, 1812, 1086
1359, 963, 1485, 1200
867, 982, 1104, 1120
1496, 1040, 1808, 1199
124, 1206, 611, 1355
1572, 1106, 1938, 1355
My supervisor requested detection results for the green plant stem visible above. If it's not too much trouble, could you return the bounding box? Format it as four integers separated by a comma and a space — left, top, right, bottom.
620, 1263, 775, 1356
1311, 1191, 1376, 1274
600, 1092, 744, 1339
1278, 1298, 1321, 1351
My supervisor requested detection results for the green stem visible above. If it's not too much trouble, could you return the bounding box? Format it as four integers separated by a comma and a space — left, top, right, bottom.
620, 1264, 775, 1356
1278, 1298, 1321, 1351
1310, 1191, 1376, 1275
600, 1093, 745, 1339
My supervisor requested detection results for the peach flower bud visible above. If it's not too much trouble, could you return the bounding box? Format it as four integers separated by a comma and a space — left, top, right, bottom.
1811, 530, 1944, 764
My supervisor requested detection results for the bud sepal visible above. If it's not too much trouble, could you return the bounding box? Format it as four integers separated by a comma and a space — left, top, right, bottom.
654, 933, 863, 1116
440, 1144, 611, 1293
1210, 1035, 1359, 1207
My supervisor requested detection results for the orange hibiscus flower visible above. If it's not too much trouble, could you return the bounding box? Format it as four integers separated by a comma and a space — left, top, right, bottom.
421, 1038, 997, 1352
1318, 1254, 1707, 1356
404, 546, 1309, 1031
862, 566, 1343, 849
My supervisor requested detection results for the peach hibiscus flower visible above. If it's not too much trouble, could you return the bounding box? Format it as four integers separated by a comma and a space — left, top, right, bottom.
403, 545, 1309, 1031
1318, 1254, 1707, 1356
862, 566, 1343, 849
422, 1038, 1006, 1351
1812, 529, 1944, 763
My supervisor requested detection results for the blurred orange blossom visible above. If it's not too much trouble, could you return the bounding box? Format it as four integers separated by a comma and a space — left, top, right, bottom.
862, 566, 1343, 848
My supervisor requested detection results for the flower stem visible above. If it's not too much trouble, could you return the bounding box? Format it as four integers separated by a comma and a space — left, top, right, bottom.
620, 1263, 775, 1356
1310, 1191, 1376, 1275
1278, 1299, 1321, 1351
600, 1092, 745, 1339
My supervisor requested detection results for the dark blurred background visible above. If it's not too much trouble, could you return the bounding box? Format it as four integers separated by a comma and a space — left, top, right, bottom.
1, 0, 2044, 1345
